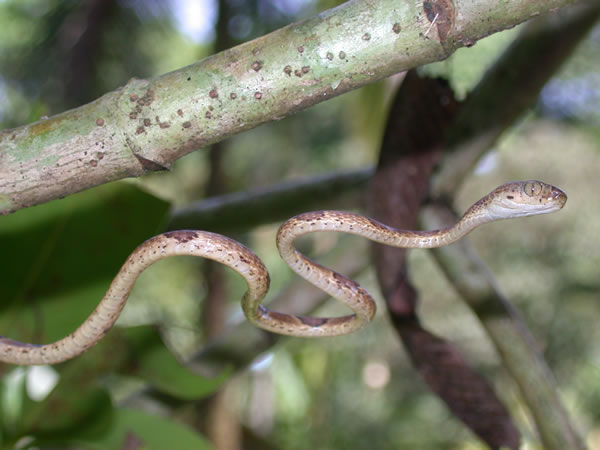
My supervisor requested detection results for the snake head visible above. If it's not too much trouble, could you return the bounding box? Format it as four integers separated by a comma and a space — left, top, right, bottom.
485, 180, 567, 220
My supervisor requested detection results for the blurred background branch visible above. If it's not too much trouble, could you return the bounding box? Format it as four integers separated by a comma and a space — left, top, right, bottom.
422, 203, 585, 449
167, 167, 372, 232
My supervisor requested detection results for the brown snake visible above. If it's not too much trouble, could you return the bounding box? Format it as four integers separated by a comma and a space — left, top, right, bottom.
0, 180, 566, 365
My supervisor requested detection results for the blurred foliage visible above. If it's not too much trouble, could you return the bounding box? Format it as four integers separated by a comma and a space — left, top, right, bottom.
0, 0, 599, 449
539, 25, 600, 128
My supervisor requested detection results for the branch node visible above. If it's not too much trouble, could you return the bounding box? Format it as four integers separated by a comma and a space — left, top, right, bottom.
134, 154, 170, 172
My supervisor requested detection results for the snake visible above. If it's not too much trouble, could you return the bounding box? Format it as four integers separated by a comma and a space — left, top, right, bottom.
0, 180, 566, 365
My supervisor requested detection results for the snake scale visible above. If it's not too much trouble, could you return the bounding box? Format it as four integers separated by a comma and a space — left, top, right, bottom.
0, 180, 566, 365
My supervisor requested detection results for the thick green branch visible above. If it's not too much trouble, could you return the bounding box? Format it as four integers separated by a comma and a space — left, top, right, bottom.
0, 0, 576, 214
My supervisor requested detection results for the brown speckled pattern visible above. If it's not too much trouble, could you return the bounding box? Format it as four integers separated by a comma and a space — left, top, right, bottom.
0, 181, 566, 364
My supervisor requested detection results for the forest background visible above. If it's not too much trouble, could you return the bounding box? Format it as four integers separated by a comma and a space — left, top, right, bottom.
0, 0, 599, 449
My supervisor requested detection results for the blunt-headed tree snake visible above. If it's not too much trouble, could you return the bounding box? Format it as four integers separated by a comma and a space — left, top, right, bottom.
0, 180, 566, 365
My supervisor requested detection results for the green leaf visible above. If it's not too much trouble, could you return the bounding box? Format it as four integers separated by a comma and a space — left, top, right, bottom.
10, 325, 223, 446
20, 384, 114, 440
0, 182, 169, 347
121, 327, 230, 400
71, 408, 213, 450
0, 367, 28, 440
14, 331, 122, 442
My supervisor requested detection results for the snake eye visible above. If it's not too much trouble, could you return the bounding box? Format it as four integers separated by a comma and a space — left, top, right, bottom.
524, 181, 542, 197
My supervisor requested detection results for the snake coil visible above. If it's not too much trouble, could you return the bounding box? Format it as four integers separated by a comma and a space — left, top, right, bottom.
0, 180, 566, 365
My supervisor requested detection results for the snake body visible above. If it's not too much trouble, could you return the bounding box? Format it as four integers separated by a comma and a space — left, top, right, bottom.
0, 180, 566, 365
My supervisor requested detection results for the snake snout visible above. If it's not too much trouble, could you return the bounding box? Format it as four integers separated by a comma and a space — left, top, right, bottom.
551, 186, 567, 208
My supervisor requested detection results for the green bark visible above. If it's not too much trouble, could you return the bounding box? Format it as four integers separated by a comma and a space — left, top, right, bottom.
0, 0, 576, 214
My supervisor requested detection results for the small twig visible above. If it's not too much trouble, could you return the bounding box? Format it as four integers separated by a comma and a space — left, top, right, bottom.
424, 13, 439, 37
